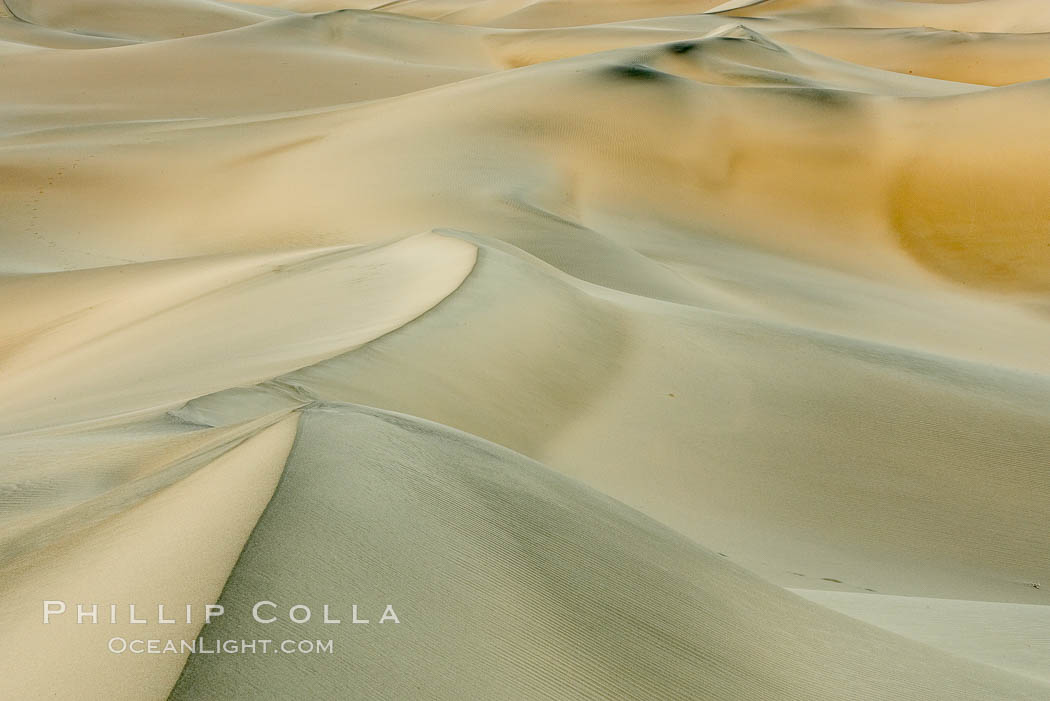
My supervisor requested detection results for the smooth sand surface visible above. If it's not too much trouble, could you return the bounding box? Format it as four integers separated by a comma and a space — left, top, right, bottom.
794, 588, 1050, 683
1, 0, 1048, 698
0, 414, 299, 700
167, 405, 1048, 700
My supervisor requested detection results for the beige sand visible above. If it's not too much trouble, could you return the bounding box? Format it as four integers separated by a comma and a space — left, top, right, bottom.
1, 0, 1048, 698
0, 414, 299, 700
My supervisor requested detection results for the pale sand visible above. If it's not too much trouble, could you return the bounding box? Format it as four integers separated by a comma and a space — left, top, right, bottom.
0, 234, 476, 433
793, 589, 1050, 683
165, 405, 1047, 700
0, 414, 299, 700
1, 0, 1049, 698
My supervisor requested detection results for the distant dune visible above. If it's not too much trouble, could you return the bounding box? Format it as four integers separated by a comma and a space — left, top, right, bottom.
1, 0, 1048, 699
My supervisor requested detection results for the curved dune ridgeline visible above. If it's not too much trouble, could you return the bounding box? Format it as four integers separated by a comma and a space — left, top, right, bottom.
167, 404, 1047, 700
1, 0, 1048, 699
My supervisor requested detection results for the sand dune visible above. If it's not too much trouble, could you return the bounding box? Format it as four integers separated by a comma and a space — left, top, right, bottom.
794, 588, 1050, 683
2, 0, 284, 40
5, 18, 1047, 290
0, 234, 475, 432
709, 0, 1050, 33
2, 0, 1048, 698
0, 413, 299, 700
771, 26, 1050, 85
166, 404, 1047, 700
173, 233, 1050, 605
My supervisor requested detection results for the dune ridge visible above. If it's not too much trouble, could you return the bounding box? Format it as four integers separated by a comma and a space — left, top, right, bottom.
169, 403, 1049, 700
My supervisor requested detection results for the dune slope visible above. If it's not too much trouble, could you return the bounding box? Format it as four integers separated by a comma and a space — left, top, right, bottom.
170, 404, 1048, 700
